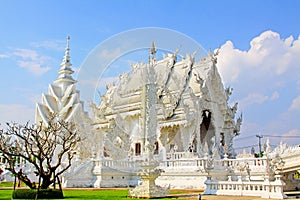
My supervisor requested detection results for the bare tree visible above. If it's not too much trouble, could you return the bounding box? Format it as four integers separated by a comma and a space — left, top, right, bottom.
0, 116, 80, 189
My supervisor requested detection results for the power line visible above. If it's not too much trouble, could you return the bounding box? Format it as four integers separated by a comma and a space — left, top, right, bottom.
234, 134, 300, 141
235, 144, 257, 150
263, 135, 300, 138
234, 135, 256, 141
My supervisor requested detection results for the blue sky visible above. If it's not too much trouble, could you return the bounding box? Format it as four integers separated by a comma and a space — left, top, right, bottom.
0, 0, 300, 152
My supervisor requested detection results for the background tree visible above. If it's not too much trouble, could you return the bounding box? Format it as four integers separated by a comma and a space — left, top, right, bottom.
0, 116, 81, 189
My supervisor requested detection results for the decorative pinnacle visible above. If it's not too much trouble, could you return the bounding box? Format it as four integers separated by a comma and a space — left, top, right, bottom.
150, 41, 157, 55
61, 35, 72, 68
66, 35, 70, 50
148, 41, 157, 64
54, 35, 75, 86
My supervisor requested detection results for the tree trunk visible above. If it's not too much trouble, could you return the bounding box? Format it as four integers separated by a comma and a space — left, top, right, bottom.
40, 174, 52, 189
17, 173, 35, 189
57, 176, 63, 193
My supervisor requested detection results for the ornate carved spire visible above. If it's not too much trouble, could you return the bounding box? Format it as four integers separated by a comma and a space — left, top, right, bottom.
61, 35, 72, 68
150, 41, 157, 55
54, 36, 76, 89
148, 41, 157, 64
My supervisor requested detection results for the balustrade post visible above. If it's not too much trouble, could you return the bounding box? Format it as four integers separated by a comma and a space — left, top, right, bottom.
92, 159, 103, 188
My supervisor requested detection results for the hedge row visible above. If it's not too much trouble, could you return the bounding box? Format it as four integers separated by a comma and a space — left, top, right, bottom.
12, 189, 64, 199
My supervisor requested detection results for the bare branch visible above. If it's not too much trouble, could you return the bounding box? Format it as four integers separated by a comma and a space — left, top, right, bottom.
0, 115, 80, 189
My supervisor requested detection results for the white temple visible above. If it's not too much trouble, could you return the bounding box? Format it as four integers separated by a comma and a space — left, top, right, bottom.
2, 37, 299, 199
91, 46, 242, 161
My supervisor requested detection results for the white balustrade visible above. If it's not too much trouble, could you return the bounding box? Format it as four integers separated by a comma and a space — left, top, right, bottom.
204, 179, 287, 199
93, 159, 138, 171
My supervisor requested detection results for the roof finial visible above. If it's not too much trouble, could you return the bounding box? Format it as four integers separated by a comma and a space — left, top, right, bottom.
148, 41, 157, 64
61, 35, 72, 68
54, 35, 75, 87
66, 35, 70, 50
150, 41, 157, 55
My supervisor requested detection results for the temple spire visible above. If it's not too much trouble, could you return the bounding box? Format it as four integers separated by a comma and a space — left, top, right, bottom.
150, 41, 157, 55
148, 41, 157, 64
54, 36, 76, 90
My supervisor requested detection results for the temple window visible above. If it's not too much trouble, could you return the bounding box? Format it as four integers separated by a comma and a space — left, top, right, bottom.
220, 132, 225, 146
154, 141, 159, 154
135, 143, 141, 156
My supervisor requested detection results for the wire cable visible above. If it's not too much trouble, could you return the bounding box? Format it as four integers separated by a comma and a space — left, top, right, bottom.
263, 134, 300, 138
234, 144, 257, 150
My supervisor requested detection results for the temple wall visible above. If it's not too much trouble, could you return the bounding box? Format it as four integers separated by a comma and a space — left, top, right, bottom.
156, 173, 207, 189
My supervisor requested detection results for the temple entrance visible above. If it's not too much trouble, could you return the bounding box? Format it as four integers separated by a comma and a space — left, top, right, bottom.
200, 110, 211, 142
200, 110, 215, 155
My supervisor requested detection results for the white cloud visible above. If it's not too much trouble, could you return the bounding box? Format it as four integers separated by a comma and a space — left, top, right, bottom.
17, 61, 50, 76
0, 54, 9, 58
270, 91, 280, 100
280, 129, 300, 145
216, 31, 300, 149
217, 40, 245, 84
282, 129, 300, 137
289, 95, 300, 111
13, 48, 38, 60
0, 104, 35, 126
12, 48, 51, 75
217, 30, 300, 118
238, 91, 280, 109
31, 40, 65, 51
99, 48, 122, 61
239, 93, 269, 109
218, 30, 300, 85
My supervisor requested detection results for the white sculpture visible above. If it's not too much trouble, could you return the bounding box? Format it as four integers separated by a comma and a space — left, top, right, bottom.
35, 36, 93, 160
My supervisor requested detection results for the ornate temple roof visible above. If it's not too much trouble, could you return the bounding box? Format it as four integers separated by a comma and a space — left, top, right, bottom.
94, 49, 229, 124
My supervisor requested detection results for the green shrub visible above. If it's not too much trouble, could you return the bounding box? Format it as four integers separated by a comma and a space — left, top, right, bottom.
12, 189, 64, 199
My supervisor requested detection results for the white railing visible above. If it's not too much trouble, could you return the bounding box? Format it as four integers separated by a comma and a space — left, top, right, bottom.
93, 159, 139, 170
204, 176, 287, 199
160, 158, 207, 168
166, 152, 198, 160
160, 156, 269, 169
0, 154, 28, 167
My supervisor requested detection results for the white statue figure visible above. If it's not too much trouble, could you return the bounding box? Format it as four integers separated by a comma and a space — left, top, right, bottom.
194, 72, 210, 101
225, 87, 233, 102
231, 102, 238, 117
234, 113, 243, 135
89, 101, 102, 119
264, 138, 272, 154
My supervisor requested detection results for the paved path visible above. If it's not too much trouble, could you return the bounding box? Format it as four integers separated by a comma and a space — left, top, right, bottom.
169, 194, 299, 200
167, 190, 300, 200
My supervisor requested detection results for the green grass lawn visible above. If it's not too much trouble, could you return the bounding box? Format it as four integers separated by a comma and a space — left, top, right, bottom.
0, 189, 193, 200
0, 181, 26, 188
0, 189, 13, 200
63, 189, 130, 200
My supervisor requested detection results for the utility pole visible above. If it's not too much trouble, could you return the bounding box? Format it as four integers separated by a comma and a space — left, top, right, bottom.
256, 134, 263, 157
